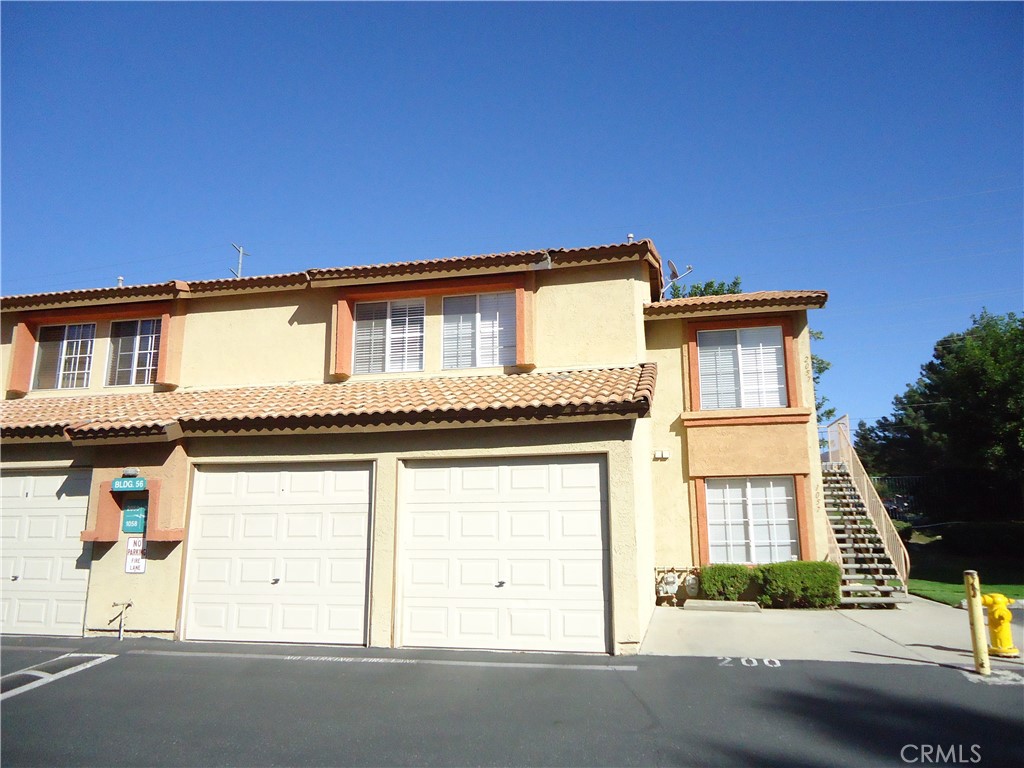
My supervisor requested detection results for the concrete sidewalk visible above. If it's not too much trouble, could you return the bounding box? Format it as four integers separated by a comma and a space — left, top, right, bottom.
641, 595, 1024, 673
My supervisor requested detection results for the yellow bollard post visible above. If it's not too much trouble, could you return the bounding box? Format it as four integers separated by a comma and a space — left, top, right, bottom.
981, 593, 1021, 658
963, 571, 990, 676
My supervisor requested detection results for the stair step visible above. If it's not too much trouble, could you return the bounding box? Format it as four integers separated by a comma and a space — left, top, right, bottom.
840, 596, 911, 606
843, 565, 898, 574
842, 584, 904, 593
840, 550, 887, 556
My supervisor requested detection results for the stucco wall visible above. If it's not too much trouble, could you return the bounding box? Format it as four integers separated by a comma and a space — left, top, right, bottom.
531, 262, 648, 370
642, 319, 693, 567
0, 318, 13, 394
179, 291, 334, 388
628, 416, 657, 645
643, 309, 829, 564
793, 312, 829, 559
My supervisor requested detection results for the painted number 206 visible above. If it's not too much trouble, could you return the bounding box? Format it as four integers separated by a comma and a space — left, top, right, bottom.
717, 657, 781, 667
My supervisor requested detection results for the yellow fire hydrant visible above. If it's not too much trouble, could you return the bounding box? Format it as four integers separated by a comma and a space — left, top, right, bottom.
981, 593, 1020, 658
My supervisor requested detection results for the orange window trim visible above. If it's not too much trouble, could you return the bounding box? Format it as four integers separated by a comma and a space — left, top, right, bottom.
683, 413, 811, 428
7, 301, 182, 395
686, 314, 800, 412
155, 303, 185, 388
694, 473, 812, 566
333, 273, 534, 378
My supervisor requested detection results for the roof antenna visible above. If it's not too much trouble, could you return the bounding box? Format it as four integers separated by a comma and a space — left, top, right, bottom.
661, 259, 694, 298
230, 243, 248, 278
627, 233, 634, 244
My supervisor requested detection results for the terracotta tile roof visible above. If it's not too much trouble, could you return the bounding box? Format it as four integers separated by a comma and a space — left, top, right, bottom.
1, 281, 190, 311
3, 241, 663, 310
306, 240, 662, 281
644, 290, 828, 317
1, 365, 657, 440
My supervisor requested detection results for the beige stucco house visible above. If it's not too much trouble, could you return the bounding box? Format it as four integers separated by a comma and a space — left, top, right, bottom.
0, 240, 828, 655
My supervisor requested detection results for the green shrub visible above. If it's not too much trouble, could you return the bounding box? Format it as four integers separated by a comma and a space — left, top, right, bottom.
893, 519, 914, 543
699, 564, 755, 601
754, 561, 840, 609
935, 522, 1024, 558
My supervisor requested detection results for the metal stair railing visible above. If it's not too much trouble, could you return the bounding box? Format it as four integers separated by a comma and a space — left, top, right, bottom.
822, 508, 843, 570
822, 416, 911, 587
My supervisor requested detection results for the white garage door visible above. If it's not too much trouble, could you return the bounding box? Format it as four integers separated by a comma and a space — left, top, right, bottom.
184, 464, 372, 644
399, 456, 609, 653
0, 469, 92, 636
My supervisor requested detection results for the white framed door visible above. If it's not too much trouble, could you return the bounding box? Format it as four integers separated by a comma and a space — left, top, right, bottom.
398, 456, 609, 653
183, 463, 372, 644
0, 469, 92, 636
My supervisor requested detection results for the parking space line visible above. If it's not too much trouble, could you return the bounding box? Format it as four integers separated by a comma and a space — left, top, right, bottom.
128, 649, 637, 672
0, 654, 118, 700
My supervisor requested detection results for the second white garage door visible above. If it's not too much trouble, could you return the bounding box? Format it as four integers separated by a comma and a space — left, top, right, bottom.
184, 464, 372, 645
399, 456, 609, 653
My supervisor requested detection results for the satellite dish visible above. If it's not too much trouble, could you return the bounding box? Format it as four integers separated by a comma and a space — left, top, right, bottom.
667, 259, 680, 281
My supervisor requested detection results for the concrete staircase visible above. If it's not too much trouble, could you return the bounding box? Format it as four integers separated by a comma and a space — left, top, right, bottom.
823, 465, 910, 608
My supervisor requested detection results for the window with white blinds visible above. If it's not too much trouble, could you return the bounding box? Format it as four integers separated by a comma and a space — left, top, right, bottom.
697, 326, 786, 409
353, 299, 425, 374
442, 291, 516, 369
33, 323, 96, 390
706, 476, 799, 564
107, 319, 161, 386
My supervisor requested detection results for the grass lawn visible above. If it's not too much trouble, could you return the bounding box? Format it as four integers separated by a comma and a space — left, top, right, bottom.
906, 537, 1024, 607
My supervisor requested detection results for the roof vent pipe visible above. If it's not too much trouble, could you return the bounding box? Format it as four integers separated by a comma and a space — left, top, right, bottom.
117, 276, 124, 288
627, 233, 634, 244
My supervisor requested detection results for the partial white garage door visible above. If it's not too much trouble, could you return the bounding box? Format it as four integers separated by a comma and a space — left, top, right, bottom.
0, 469, 92, 636
399, 456, 609, 653
184, 464, 372, 644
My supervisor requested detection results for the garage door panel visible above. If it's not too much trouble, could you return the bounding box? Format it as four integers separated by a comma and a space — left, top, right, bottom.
400, 457, 609, 653
1, 470, 92, 636
401, 598, 607, 653
185, 464, 371, 645
405, 502, 604, 550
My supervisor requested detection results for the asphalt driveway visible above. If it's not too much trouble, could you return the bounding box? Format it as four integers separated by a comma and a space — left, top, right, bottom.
2, 634, 1022, 767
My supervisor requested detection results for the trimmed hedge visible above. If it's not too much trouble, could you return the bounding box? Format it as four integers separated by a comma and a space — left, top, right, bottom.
892, 519, 913, 543
699, 564, 755, 601
698, 561, 841, 608
755, 561, 841, 609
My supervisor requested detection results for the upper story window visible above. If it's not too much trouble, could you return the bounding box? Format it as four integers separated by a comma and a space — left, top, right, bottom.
353, 299, 425, 374
442, 292, 516, 369
107, 319, 161, 386
697, 326, 786, 409
33, 323, 96, 390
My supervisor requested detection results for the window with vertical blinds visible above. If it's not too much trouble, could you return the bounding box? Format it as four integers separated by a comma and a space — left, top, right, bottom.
697, 326, 786, 409
33, 323, 96, 390
442, 291, 516, 369
107, 319, 161, 386
706, 476, 799, 564
353, 299, 424, 374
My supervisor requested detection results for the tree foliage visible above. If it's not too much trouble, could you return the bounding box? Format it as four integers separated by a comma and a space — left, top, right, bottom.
678, 276, 742, 297
810, 329, 836, 424
855, 311, 1024, 519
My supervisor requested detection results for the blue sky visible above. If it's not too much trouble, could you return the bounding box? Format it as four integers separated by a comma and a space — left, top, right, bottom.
2, 1, 1021, 426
